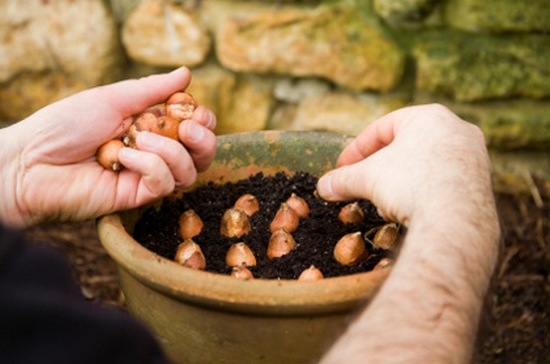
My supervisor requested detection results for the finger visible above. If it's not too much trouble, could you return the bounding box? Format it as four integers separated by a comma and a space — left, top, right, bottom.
337, 112, 399, 167
179, 120, 217, 172
91, 67, 192, 118
117, 147, 175, 203
316, 161, 374, 202
191, 105, 217, 130
134, 131, 198, 189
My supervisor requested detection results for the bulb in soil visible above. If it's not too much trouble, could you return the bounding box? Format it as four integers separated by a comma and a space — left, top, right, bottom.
96, 139, 124, 171
226, 242, 257, 267
372, 223, 400, 250
165, 91, 197, 121
334, 231, 367, 266
269, 202, 299, 233
220, 208, 251, 238
285, 193, 310, 218
297, 265, 324, 281
231, 264, 254, 280
234, 193, 259, 216
373, 257, 393, 270
267, 228, 297, 259
178, 209, 204, 240
174, 239, 206, 270
338, 202, 365, 224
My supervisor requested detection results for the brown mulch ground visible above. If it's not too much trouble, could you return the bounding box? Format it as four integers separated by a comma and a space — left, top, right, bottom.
26, 192, 549, 363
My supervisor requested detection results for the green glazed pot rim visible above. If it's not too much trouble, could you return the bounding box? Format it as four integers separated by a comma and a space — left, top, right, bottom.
97, 131, 390, 316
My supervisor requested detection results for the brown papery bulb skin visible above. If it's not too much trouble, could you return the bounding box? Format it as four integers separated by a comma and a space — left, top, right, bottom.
373, 223, 400, 250
285, 193, 310, 219
334, 232, 367, 266
374, 257, 393, 271
96, 139, 124, 171
174, 239, 206, 270
297, 265, 324, 282
123, 112, 158, 147
154, 115, 180, 140
338, 202, 365, 225
267, 229, 297, 259
220, 208, 251, 238
166, 92, 197, 121
231, 264, 254, 280
269, 202, 299, 233
226, 242, 257, 267
234, 194, 260, 216
178, 209, 204, 240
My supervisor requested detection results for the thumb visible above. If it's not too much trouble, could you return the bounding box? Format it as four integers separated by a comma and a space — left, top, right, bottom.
316, 161, 375, 202
92, 67, 192, 117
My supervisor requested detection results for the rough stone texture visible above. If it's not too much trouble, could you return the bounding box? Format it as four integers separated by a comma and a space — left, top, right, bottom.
273, 77, 331, 104
216, 5, 404, 92
291, 91, 408, 136
414, 31, 550, 101
374, 0, 441, 27
0, 0, 122, 121
445, 0, 550, 33
122, 0, 211, 68
1, 0, 549, 196
187, 65, 272, 134
450, 100, 550, 151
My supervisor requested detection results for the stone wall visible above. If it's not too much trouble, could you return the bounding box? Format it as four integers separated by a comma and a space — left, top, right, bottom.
1, 0, 549, 196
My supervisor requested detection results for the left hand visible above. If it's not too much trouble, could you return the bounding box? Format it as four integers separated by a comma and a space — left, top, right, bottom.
0, 67, 217, 227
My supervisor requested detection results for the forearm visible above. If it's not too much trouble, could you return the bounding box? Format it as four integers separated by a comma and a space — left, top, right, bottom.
321, 200, 500, 363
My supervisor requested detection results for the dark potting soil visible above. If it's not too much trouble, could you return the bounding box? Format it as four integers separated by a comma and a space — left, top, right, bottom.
133, 171, 390, 279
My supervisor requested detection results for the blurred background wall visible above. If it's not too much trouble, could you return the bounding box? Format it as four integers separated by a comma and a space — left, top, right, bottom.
1, 0, 549, 196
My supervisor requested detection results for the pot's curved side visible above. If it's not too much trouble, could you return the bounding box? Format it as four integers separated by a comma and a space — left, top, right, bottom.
97, 131, 391, 364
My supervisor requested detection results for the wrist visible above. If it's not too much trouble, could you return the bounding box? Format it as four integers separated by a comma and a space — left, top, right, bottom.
0, 123, 28, 228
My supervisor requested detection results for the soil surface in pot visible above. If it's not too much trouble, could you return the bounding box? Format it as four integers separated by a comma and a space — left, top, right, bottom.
133, 171, 390, 279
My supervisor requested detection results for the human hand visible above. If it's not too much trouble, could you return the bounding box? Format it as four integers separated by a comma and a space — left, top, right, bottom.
316, 103, 495, 228
317, 104, 500, 363
0, 67, 217, 228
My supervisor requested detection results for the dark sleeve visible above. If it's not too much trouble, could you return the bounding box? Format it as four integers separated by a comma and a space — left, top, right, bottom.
0, 223, 170, 364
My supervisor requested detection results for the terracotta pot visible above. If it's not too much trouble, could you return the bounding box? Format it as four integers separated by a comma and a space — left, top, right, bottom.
97, 131, 390, 364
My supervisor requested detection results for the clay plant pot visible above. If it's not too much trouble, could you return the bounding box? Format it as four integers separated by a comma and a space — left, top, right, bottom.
97, 130, 390, 364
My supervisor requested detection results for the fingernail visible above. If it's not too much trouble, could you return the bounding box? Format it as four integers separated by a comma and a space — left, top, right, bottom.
204, 110, 216, 129
186, 121, 204, 142
317, 174, 333, 199
139, 131, 163, 149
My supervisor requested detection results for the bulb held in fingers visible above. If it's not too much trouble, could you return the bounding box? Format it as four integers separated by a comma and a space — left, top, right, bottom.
166, 91, 197, 121
96, 139, 124, 171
